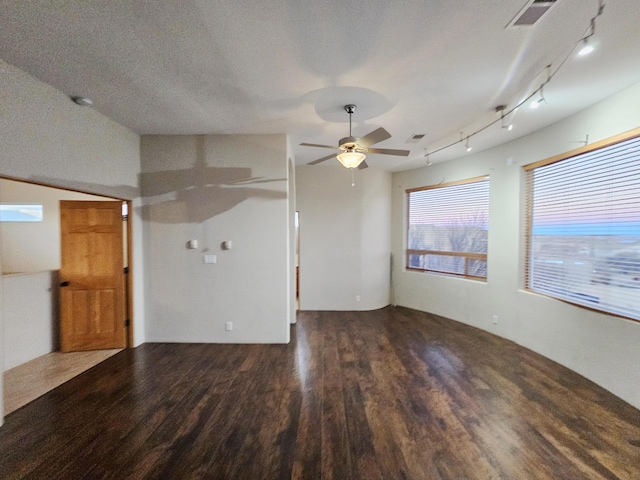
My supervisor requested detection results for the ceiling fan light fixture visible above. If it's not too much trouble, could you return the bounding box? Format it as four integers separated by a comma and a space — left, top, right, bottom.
301, 103, 409, 168
336, 150, 366, 169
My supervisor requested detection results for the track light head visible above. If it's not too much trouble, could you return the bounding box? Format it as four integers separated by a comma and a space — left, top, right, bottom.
531, 86, 546, 109
578, 37, 594, 56
578, 3, 602, 57
71, 96, 93, 107
423, 149, 432, 166
531, 97, 546, 109
496, 105, 514, 131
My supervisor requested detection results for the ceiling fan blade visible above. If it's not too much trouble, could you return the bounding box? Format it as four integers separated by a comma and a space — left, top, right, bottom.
358, 160, 369, 170
366, 147, 411, 157
300, 142, 339, 150
358, 127, 391, 147
308, 153, 338, 165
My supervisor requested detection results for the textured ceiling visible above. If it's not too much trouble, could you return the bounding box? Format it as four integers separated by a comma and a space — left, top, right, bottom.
1, 0, 639, 171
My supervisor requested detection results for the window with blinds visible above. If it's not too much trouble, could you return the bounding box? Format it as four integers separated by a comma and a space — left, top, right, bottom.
406, 176, 489, 280
524, 129, 640, 321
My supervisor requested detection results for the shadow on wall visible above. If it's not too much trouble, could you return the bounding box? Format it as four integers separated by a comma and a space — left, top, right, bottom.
26, 177, 139, 201
139, 135, 286, 224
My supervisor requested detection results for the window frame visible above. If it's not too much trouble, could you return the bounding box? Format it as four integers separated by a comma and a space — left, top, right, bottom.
405, 175, 490, 281
523, 127, 640, 322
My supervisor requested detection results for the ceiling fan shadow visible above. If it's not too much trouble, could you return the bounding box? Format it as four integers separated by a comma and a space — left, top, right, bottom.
138, 135, 287, 224
140, 183, 286, 224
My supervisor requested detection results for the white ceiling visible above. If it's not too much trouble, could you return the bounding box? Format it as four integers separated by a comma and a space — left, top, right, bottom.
1, 0, 639, 171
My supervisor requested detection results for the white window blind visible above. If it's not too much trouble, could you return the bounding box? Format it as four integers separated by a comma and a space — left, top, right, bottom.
525, 131, 640, 321
406, 176, 489, 279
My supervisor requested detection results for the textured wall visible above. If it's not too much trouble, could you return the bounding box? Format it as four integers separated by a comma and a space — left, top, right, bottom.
140, 134, 292, 343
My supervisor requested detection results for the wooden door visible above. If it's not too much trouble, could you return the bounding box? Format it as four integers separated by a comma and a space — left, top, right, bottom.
59, 200, 126, 352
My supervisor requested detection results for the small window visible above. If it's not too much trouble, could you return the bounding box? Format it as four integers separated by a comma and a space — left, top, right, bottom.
524, 129, 640, 321
406, 176, 490, 280
0, 204, 43, 222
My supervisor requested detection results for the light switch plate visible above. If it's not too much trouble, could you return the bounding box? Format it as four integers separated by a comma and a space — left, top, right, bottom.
203, 254, 217, 264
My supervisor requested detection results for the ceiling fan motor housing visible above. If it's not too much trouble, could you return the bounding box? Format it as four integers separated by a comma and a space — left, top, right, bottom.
339, 136, 361, 151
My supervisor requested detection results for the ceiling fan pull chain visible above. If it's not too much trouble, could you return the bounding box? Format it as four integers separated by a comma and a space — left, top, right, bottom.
351, 167, 355, 187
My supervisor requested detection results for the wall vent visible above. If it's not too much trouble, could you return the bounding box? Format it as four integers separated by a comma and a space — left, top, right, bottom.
507, 0, 559, 28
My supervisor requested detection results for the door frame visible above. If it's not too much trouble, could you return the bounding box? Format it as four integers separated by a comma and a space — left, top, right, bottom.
0, 175, 135, 348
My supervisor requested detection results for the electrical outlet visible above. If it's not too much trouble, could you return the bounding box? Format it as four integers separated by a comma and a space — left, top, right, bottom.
225, 322, 233, 331
492, 315, 499, 325
356, 295, 361, 302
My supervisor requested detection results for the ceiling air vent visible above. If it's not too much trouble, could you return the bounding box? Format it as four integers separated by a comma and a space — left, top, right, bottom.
406, 134, 426, 144
507, 0, 559, 28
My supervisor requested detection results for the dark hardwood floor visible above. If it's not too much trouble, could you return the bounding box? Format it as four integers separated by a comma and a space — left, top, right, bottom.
1, 307, 639, 479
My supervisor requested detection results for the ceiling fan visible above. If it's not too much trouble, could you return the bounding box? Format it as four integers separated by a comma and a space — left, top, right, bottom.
301, 104, 410, 169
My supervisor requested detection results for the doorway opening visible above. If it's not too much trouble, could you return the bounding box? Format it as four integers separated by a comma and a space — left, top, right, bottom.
0, 176, 134, 413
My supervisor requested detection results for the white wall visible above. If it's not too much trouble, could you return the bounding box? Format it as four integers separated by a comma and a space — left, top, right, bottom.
2, 271, 59, 370
0, 58, 143, 424
140, 134, 291, 343
0, 179, 117, 274
287, 150, 297, 324
0, 63, 140, 201
0, 180, 120, 373
296, 166, 391, 311
392, 81, 640, 410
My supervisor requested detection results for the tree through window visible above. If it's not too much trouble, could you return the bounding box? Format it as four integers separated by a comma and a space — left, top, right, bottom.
406, 176, 489, 280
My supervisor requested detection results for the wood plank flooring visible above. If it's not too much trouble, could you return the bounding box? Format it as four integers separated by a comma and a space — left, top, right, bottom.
1, 307, 639, 479
3, 349, 122, 415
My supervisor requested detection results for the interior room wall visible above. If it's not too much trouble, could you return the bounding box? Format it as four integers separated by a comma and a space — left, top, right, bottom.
0, 62, 139, 201
391, 81, 640, 410
296, 166, 391, 311
2, 271, 59, 370
0, 179, 117, 274
0, 180, 120, 371
287, 148, 297, 323
140, 134, 291, 343
0, 58, 143, 424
